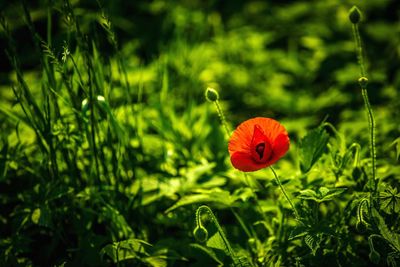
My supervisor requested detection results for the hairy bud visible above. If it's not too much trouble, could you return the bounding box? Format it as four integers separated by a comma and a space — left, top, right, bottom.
205, 87, 219, 102
349, 6, 361, 24
193, 225, 208, 242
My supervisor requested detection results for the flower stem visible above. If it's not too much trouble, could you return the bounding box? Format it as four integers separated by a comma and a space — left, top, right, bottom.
351, 14, 377, 195
214, 100, 231, 137
195, 205, 235, 257
270, 167, 299, 220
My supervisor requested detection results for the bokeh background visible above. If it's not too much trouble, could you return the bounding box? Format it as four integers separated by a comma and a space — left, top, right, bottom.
0, 0, 399, 266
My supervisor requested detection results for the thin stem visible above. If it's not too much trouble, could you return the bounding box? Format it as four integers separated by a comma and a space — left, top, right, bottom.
351, 19, 377, 195
270, 167, 299, 220
352, 24, 366, 77
196, 205, 235, 257
361, 87, 376, 185
214, 100, 231, 137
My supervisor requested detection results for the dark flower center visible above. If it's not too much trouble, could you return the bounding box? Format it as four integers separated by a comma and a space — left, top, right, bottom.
255, 143, 265, 159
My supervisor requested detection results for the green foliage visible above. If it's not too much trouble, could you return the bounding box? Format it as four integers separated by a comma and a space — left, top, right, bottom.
0, 0, 399, 266
299, 126, 330, 173
297, 187, 347, 203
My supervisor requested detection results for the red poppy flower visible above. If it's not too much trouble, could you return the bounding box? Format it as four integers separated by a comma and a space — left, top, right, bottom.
228, 117, 290, 172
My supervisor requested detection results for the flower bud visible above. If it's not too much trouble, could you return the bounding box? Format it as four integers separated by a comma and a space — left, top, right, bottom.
193, 225, 208, 242
205, 87, 219, 102
349, 6, 361, 24
368, 249, 380, 264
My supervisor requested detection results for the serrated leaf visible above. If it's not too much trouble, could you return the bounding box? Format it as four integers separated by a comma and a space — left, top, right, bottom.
297, 187, 346, 203
297, 189, 318, 201
379, 185, 400, 214
289, 225, 309, 240
318, 187, 330, 196
299, 126, 329, 173
371, 208, 400, 252
304, 234, 321, 255
319, 187, 347, 202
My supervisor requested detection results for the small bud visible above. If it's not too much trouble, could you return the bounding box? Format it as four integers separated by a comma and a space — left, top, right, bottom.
358, 77, 368, 88
368, 249, 380, 264
349, 6, 361, 24
205, 87, 219, 102
193, 225, 208, 242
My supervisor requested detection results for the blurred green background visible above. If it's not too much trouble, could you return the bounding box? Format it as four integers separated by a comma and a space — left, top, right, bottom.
0, 0, 399, 266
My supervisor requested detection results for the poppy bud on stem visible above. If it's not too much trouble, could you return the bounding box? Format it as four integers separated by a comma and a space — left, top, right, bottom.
349, 6, 377, 198
205, 87, 231, 137
194, 205, 235, 257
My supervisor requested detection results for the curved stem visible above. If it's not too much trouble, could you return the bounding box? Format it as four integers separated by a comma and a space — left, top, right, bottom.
270, 167, 299, 220
196, 205, 235, 257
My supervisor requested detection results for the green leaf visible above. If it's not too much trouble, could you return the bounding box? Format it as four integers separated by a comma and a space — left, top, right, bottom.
289, 225, 309, 240
100, 239, 152, 263
189, 243, 224, 266
207, 232, 229, 252
299, 126, 329, 173
379, 185, 400, 214
165, 188, 237, 213
390, 137, 400, 161
297, 187, 346, 203
31, 206, 53, 227
318, 187, 347, 202
31, 208, 41, 224
101, 204, 134, 239
371, 208, 400, 252
304, 234, 321, 255
297, 189, 318, 201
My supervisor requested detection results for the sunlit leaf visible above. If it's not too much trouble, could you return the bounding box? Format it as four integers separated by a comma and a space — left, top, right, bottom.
379, 185, 400, 214
390, 137, 400, 161
100, 239, 152, 263
31, 208, 41, 224
297, 187, 346, 203
299, 126, 329, 173
165, 188, 237, 213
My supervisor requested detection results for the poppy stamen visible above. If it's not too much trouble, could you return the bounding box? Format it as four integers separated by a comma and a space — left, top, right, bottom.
255, 143, 265, 159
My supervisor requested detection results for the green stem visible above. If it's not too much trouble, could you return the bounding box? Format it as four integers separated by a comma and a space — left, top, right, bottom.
270, 167, 299, 220
214, 100, 230, 137
361, 87, 376, 185
196, 205, 235, 257
351, 20, 377, 195
352, 24, 366, 77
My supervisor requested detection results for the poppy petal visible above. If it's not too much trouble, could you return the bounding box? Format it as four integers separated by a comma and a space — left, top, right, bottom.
265, 134, 290, 166
230, 151, 266, 172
